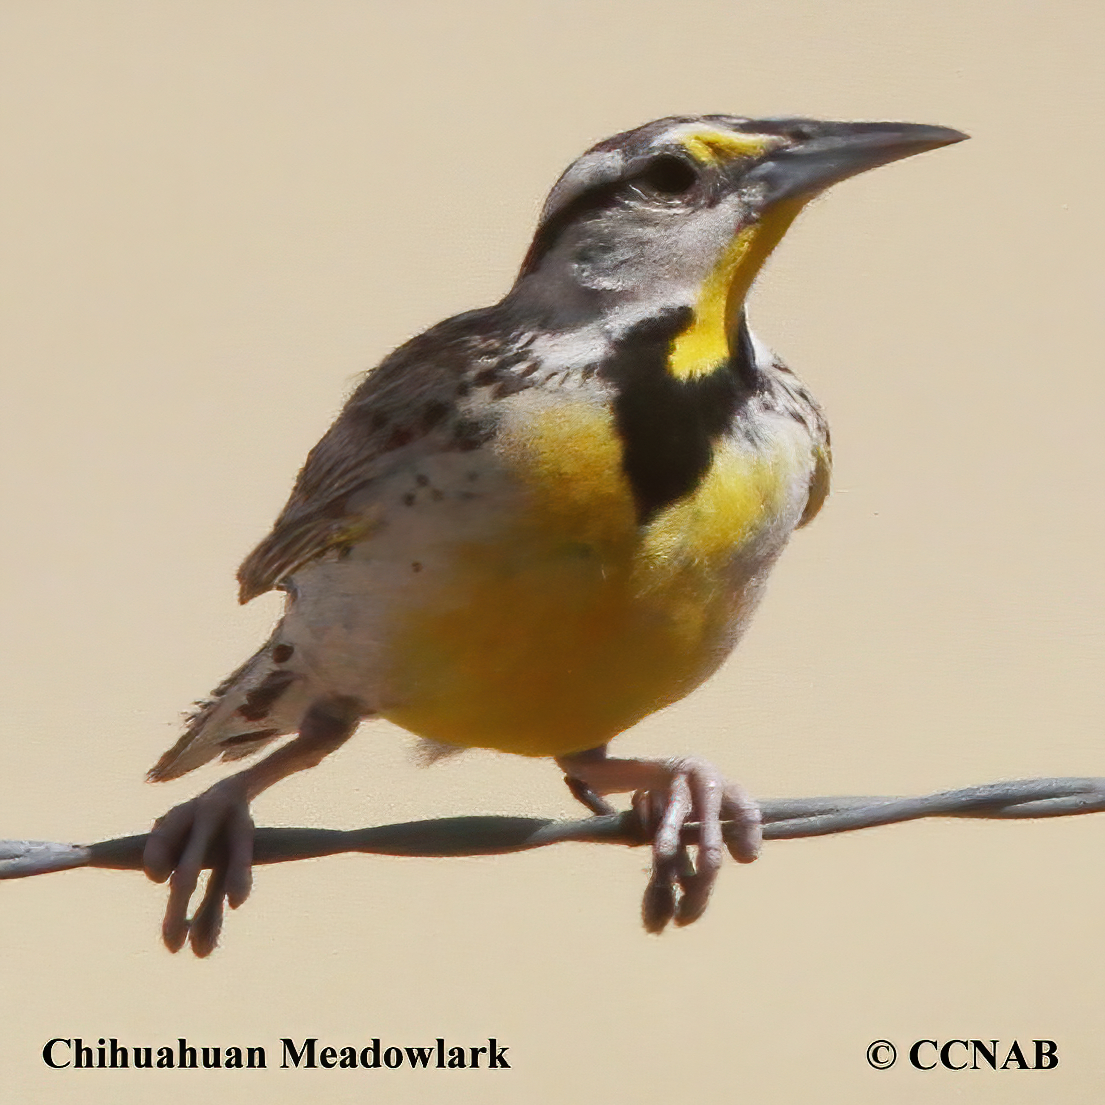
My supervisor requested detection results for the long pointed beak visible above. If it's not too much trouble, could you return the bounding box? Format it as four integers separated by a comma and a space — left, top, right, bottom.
742, 121, 968, 208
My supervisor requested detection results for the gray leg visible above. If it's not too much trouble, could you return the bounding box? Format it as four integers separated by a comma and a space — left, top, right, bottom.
143, 696, 364, 956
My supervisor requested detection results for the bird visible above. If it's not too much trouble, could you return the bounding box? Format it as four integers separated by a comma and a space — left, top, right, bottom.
142, 114, 966, 955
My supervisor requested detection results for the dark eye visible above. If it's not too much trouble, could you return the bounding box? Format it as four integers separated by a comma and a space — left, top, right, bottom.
635, 155, 698, 197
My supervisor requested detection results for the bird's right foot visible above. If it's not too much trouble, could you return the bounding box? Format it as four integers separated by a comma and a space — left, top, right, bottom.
559, 751, 762, 933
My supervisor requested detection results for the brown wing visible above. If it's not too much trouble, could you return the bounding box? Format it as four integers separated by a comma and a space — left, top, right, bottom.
235, 416, 398, 604
763, 351, 832, 530
797, 439, 832, 528
236, 309, 510, 603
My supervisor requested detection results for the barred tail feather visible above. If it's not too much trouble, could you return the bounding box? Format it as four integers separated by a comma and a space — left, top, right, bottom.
148, 634, 310, 782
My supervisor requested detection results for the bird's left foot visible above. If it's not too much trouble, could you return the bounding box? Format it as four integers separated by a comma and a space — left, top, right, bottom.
559, 752, 762, 933
143, 776, 255, 956
143, 696, 364, 956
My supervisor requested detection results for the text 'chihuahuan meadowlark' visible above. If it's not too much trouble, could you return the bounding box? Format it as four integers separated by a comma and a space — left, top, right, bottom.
144, 115, 966, 955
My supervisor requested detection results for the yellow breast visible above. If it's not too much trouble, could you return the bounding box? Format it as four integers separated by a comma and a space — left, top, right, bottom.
380, 396, 806, 756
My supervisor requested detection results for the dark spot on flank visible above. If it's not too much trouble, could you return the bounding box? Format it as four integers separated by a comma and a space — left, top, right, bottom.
491, 376, 529, 400
451, 417, 494, 452
421, 400, 449, 430
430, 488, 444, 501
460, 491, 477, 500
220, 728, 279, 747
473, 366, 500, 387
415, 474, 429, 487
455, 380, 471, 397
403, 492, 416, 506
370, 410, 389, 431
385, 426, 415, 450
237, 670, 297, 721
467, 471, 479, 481
272, 643, 294, 663
411, 561, 423, 573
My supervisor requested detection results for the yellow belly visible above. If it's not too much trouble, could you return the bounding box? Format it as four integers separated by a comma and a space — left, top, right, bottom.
380, 398, 803, 756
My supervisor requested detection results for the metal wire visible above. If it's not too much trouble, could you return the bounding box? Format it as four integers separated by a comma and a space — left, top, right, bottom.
2, 776, 1103, 881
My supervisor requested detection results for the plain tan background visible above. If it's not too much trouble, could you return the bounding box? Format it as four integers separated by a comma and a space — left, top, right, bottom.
1, 2, 1103, 1102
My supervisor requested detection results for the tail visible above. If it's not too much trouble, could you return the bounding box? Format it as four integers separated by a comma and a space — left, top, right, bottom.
148, 633, 312, 782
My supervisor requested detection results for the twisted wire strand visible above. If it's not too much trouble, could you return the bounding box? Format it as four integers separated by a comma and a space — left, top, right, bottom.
2, 776, 1103, 881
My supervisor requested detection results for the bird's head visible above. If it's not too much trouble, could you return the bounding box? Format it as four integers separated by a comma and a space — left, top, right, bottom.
509, 115, 966, 377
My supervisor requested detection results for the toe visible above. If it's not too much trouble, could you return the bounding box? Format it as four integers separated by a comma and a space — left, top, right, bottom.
720, 781, 763, 864
643, 774, 693, 934
162, 880, 193, 953
143, 804, 195, 884
642, 876, 677, 934
564, 775, 619, 816
652, 773, 692, 873
161, 805, 221, 952
189, 865, 228, 958
675, 768, 724, 926
224, 804, 255, 910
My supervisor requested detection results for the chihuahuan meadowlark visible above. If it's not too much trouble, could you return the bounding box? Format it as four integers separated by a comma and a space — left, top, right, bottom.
144, 115, 966, 955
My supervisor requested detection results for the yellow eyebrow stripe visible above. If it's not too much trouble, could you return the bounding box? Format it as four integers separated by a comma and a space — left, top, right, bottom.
680, 129, 775, 164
